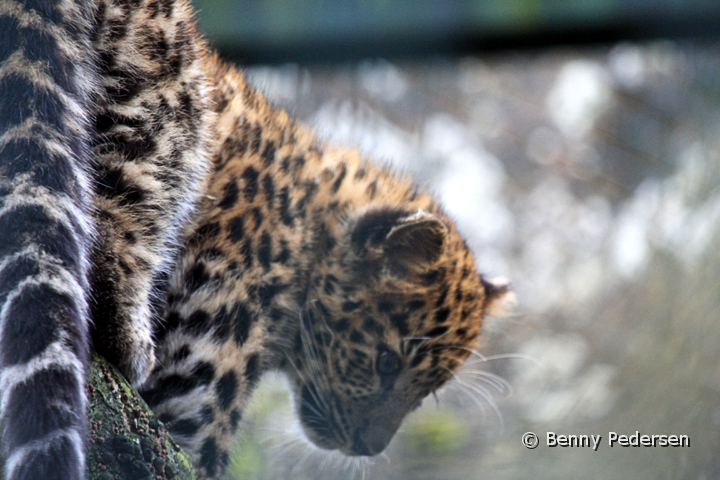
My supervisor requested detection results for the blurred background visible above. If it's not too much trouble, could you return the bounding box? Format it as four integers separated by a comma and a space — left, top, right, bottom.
191, 1, 720, 479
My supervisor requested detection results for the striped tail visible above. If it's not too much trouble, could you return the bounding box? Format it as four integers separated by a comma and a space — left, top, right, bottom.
0, 1, 97, 478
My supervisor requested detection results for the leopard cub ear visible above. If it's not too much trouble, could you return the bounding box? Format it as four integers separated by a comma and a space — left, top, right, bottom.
350, 207, 448, 269
481, 276, 517, 318
384, 210, 448, 267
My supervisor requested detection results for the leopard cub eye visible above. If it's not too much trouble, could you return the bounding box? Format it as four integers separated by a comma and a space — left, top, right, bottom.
376, 348, 402, 376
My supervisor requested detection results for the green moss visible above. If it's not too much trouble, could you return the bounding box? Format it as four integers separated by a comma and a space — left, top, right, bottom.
86, 354, 197, 480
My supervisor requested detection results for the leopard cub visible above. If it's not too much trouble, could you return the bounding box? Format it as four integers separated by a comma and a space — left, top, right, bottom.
139, 59, 515, 477
0, 0, 513, 479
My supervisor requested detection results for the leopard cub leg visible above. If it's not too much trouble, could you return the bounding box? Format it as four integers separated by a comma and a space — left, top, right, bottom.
87, 0, 215, 384
139, 335, 263, 479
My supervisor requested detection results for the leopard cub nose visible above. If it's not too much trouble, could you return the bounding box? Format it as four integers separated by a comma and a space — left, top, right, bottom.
354, 423, 395, 456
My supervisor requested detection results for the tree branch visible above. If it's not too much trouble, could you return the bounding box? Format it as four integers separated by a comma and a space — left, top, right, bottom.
86, 354, 197, 480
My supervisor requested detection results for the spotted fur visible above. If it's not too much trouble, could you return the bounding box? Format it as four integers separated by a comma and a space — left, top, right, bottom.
0, 1, 512, 479
1, 0, 213, 478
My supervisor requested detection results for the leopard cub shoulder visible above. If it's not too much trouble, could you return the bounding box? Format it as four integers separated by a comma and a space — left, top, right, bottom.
139, 57, 514, 478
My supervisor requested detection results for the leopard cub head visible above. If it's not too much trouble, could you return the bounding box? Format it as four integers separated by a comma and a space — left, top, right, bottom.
282, 206, 514, 456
